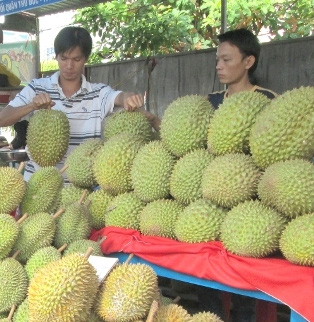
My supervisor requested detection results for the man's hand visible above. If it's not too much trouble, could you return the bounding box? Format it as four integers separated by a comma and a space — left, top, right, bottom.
115, 92, 144, 111
31, 93, 56, 111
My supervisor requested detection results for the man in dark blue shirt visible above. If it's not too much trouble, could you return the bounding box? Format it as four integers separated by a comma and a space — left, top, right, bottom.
208, 28, 277, 110
198, 28, 277, 322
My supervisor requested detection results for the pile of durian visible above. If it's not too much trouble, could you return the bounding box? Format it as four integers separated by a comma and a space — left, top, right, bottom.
0, 85, 313, 321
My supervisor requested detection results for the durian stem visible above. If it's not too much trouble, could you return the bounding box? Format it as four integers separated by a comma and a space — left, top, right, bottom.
84, 247, 94, 259
84, 199, 91, 208
8, 304, 16, 319
12, 250, 20, 259
17, 213, 28, 224
78, 190, 88, 204
98, 236, 107, 244
52, 208, 65, 220
60, 164, 69, 174
57, 244, 67, 253
17, 162, 25, 173
146, 300, 158, 322
125, 253, 134, 265
172, 296, 181, 304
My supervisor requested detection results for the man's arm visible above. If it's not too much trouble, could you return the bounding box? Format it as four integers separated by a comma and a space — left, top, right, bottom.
114, 92, 144, 111
0, 93, 56, 127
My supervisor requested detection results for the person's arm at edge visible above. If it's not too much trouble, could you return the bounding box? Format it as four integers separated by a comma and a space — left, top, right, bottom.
0, 93, 56, 127
0, 104, 34, 127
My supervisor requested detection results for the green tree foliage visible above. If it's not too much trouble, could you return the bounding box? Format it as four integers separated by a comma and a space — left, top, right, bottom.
73, 0, 313, 62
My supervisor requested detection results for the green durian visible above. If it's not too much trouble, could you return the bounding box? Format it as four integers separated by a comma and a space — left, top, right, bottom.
250, 86, 314, 169
27, 109, 70, 167
160, 95, 214, 157
258, 159, 314, 218
170, 149, 214, 205
280, 213, 314, 266
220, 200, 287, 258
131, 141, 175, 202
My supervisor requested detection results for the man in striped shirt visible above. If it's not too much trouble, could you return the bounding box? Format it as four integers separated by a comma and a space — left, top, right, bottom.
0, 26, 144, 181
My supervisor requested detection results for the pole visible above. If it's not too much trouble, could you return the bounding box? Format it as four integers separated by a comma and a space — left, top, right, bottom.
221, 0, 227, 33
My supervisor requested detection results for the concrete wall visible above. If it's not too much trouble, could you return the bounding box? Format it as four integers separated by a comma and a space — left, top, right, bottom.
86, 36, 314, 118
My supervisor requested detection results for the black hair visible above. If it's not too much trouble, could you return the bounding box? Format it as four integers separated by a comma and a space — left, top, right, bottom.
54, 26, 93, 59
218, 28, 260, 74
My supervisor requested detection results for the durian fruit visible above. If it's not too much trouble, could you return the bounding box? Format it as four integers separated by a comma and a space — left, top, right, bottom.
170, 149, 214, 205
104, 110, 153, 142
131, 141, 175, 202
25, 245, 64, 280
0, 214, 19, 260
13, 298, 29, 322
258, 159, 314, 218
28, 251, 99, 322
0, 256, 28, 314
250, 86, 314, 169
207, 91, 270, 155
54, 200, 91, 249
0, 165, 26, 214
60, 184, 90, 208
20, 166, 64, 216
174, 199, 227, 243
93, 133, 145, 195
105, 192, 146, 230
65, 139, 103, 188
139, 199, 184, 239
191, 311, 223, 322
160, 95, 214, 157
26, 109, 70, 167
202, 153, 261, 208
97, 263, 158, 322
87, 189, 113, 229
280, 213, 314, 266
11, 210, 63, 264
220, 200, 287, 258
153, 303, 192, 322
63, 239, 103, 257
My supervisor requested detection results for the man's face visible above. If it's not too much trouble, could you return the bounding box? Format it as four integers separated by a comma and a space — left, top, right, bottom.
216, 41, 252, 85
56, 46, 87, 82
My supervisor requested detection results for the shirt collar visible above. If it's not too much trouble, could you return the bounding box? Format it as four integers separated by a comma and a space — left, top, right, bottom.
51, 71, 91, 94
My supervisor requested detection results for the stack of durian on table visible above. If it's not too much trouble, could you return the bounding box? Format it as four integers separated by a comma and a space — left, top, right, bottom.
0, 86, 313, 321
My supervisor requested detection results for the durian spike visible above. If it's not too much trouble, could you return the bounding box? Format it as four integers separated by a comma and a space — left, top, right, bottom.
98, 236, 107, 244
172, 296, 181, 304
52, 207, 65, 220
17, 162, 25, 173
8, 304, 16, 319
125, 253, 134, 265
57, 244, 67, 253
146, 300, 158, 322
16, 213, 28, 224
12, 250, 20, 259
78, 189, 88, 204
60, 164, 69, 174
84, 247, 94, 259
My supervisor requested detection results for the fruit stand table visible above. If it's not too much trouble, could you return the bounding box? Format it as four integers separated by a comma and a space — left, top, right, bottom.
90, 227, 314, 322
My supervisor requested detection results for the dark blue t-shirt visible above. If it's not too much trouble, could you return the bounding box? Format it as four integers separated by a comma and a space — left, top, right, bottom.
208, 86, 277, 109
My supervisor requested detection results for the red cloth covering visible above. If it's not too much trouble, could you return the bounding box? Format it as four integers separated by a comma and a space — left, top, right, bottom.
90, 227, 314, 322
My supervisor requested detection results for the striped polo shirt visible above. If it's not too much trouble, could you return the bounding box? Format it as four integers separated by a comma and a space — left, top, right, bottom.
9, 71, 121, 181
